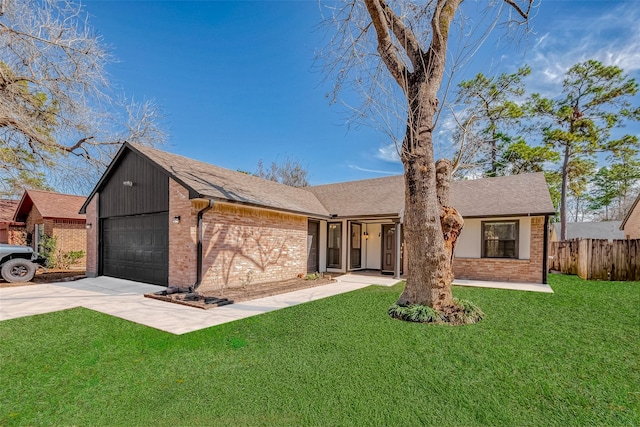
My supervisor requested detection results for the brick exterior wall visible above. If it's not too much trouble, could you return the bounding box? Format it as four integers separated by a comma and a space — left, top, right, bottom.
51, 219, 87, 268
25, 206, 44, 243
622, 205, 640, 239
198, 204, 307, 292
453, 216, 546, 283
4, 224, 27, 245
85, 195, 99, 277
168, 179, 197, 286
21, 204, 87, 269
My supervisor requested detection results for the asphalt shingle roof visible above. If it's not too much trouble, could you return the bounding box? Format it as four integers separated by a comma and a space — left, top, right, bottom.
15, 190, 86, 221
130, 143, 330, 217
0, 199, 19, 222
450, 172, 556, 217
553, 221, 624, 240
307, 175, 404, 217
89, 143, 555, 220
308, 172, 556, 218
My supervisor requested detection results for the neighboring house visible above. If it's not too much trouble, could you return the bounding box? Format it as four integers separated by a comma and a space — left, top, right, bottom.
80, 143, 556, 290
620, 192, 640, 239
550, 221, 625, 242
0, 199, 24, 245
14, 189, 87, 268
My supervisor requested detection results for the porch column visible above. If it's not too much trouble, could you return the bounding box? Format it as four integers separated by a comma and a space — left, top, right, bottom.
394, 221, 402, 279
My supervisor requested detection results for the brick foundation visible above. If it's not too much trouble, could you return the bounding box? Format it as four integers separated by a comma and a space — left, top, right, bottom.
453, 216, 546, 283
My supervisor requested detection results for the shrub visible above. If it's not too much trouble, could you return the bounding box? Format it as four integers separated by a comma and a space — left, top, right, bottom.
55, 250, 85, 270
38, 234, 58, 268
389, 298, 485, 325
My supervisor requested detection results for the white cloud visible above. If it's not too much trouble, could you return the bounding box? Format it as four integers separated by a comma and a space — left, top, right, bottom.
348, 164, 401, 175
375, 143, 401, 162
527, 4, 640, 94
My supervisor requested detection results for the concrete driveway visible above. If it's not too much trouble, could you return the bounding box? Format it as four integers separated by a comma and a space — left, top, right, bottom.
0, 275, 397, 334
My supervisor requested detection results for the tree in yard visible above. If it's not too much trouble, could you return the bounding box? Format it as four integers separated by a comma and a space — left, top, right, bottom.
256, 157, 309, 187
322, 0, 532, 322
564, 157, 596, 222
530, 60, 639, 239
0, 0, 165, 196
454, 66, 559, 177
454, 66, 549, 176
588, 144, 640, 220
588, 167, 619, 221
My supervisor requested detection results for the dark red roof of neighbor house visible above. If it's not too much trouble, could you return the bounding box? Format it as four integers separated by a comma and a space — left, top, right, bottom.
14, 189, 87, 222
0, 199, 19, 222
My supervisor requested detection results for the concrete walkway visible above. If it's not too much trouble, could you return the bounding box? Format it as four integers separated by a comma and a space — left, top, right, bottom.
0, 274, 551, 335
454, 278, 554, 293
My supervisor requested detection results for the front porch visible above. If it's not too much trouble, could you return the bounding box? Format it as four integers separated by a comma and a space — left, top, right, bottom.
308, 218, 404, 279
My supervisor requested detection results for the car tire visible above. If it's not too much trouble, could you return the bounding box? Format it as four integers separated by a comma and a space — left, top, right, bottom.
1, 258, 37, 283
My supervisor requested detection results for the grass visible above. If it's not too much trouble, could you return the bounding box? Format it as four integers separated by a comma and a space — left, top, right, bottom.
1, 275, 638, 426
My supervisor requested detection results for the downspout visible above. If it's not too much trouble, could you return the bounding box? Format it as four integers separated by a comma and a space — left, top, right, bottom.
191, 199, 215, 291
543, 215, 549, 284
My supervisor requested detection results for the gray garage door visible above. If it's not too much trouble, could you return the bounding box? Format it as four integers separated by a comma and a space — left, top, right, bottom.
101, 212, 168, 286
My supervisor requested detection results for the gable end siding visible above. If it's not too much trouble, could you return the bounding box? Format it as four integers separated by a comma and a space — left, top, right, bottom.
99, 149, 169, 218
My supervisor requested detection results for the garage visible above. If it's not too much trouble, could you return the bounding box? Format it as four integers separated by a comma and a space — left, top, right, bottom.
80, 145, 173, 286
101, 213, 168, 286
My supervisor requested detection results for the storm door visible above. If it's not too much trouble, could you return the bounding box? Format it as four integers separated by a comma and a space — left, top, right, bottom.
307, 220, 320, 273
327, 222, 342, 269
381, 224, 396, 273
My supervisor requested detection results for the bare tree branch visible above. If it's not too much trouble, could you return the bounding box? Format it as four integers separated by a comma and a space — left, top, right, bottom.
363, 0, 408, 89
503, 0, 532, 20
0, 0, 166, 196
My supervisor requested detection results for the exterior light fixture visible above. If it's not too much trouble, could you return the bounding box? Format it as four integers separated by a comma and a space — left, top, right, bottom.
173, 216, 181, 224
122, 180, 133, 187
85, 223, 92, 229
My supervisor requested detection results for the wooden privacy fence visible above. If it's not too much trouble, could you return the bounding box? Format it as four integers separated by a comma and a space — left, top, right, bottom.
549, 239, 640, 281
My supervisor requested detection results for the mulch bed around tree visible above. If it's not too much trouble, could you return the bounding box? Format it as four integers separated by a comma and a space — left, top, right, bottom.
0, 269, 86, 288
145, 276, 336, 309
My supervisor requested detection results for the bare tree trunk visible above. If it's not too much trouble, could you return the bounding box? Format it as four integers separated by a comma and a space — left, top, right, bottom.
438, 158, 464, 294
397, 139, 452, 309
395, 88, 462, 311
325, 0, 531, 317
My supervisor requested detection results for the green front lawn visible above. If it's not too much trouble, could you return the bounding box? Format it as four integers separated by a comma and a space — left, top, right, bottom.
1, 275, 638, 426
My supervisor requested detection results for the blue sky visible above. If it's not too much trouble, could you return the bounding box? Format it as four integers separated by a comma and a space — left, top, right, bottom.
83, 0, 640, 185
